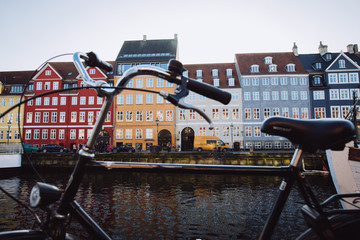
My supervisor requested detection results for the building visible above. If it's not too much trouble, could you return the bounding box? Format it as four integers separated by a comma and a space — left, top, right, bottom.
113, 35, 178, 151
0, 71, 32, 146
298, 42, 360, 120
23, 62, 114, 151
179, 63, 241, 151
235, 51, 310, 150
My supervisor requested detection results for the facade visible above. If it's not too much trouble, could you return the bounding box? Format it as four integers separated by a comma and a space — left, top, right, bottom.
0, 71, 31, 146
179, 63, 241, 151
23, 62, 114, 151
113, 35, 178, 151
235, 52, 310, 149
298, 43, 360, 120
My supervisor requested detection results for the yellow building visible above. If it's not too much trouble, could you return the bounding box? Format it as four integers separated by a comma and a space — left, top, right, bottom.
0, 71, 32, 148
113, 35, 178, 151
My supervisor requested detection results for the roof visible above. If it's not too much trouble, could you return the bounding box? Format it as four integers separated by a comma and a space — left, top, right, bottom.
116, 38, 178, 63
0, 71, 35, 85
184, 63, 240, 88
235, 52, 307, 75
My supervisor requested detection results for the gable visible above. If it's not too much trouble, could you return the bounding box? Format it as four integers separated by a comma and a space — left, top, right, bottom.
33, 63, 63, 80
76, 67, 108, 80
326, 52, 360, 72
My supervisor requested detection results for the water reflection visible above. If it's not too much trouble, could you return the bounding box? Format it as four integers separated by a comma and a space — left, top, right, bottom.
0, 171, 335, 239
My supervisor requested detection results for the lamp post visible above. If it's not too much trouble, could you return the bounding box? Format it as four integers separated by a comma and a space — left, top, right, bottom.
230, 123, 234, 150
7, 120, 11, 146
156, 118, 159, 146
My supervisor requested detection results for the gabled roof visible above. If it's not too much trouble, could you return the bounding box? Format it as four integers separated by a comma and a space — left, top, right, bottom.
0, 71, 35, 85
235, 52, 307, 75
184, 63, 240, 88
116, 38, 178, 63
326, 51, 360, 71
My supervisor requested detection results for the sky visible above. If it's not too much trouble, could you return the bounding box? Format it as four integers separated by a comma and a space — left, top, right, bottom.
0, 0, 359, 71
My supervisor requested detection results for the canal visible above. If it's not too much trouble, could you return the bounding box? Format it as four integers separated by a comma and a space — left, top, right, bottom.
0, 169, 336, 239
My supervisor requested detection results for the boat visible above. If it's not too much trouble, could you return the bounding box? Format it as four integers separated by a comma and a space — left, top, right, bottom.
0, 144, 22, 174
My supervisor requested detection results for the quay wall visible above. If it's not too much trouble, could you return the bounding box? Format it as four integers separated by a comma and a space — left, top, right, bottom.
21, 151, 326, 170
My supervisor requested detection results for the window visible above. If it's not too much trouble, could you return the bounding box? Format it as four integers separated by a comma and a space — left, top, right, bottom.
145, 129, 153, 139
45, 70, 51, 76
157, 110, 164, 121
341, 106, 350, 118
339, 60, 346, 68
290, 78, 298, 85
59, 129, 65, 140
264, 56, 272, 64
97, 97, 103, 105
301, 108, 309, 119
79, 129, 85, 139
135, 129, 143, 139
245, 126, 252, 137
126, 111, 133, 121
349, 73, 359, 83
245, 108, 251, 120
268, 64, 277, 72
271, 78, 278, 85
36, 82, 42, 90
313, 91, 325, 100
179, 109, 186, 120
71, 112, 77, 122
70, 129, 76, 139
25, 130, 31, 140
328, 74, 337, 84
252, 92, 260, 101
226, 69, 233, 77
117, 95, 124, 105
222, 109, 229, 119
88, 96, 94, 105
244, 92, 251, 101
223, 126, 229, 137
116, 129, 123, 139
252, 78, 259, 86
72, 97, 77, 105
250, 65, 259, 73
314, 107, 326, 118
42, 129, 48, 139
136, 111, 143, 122
273, 108, 280, 116
157, 78, 164, 88
292, 107, 299, 119
232, 92, 239, 101
136, 94, 143, 104
263, 92, 270, 101
232, 108, 239, 119
272, 91, 279, 100
166, 110, 173, 121
50, 129, 56, 139
212, 69, 219, 78
314, 62, 322, 70
253, 108, 260, 119
43, 112, 49, 123
125, 129, 132, 139
44, 82, 50, 90
34, 129, 40, 139
300, 91, 307, 100
51, 112, 57, 123
254, 126, 261, 137
212, 109, 219, 119
60, 97, 66, 105
280, 77, 287, 85
329, 89, 339, 100
116, 111, 123, 122
79, 112, 85, 122
126, 95, 133, 104
146, 111, 153, 121
88, 111, 94, 123
299, 78, 307, 85
200, 127, 206, 136
313, 76, 321, 85
26, 112, 32, 123
146, 94, 153, 104
59, 112, 65, 123
35, 98, 41, 106
213, 78, 220, 87
196, 70, 202, 79
264, 108, 270, 118
8, 98, 14, 106
286, 64, 295, 72
146, 78, 153, 88
157, 94, 164, 104
281, 91, 288, 100
262, 78, 269, 85
340, 89, 350, 99
339, 73, 348, 83
331, 106, 340, 118
0, 99, 5, 106
282, 107, 289, 117
243, 79, 250, 86
126, 79, 133, 88
80, 97, 86, 105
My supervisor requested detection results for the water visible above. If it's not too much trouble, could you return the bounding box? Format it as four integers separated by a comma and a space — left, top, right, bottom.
0, 169, 336, 239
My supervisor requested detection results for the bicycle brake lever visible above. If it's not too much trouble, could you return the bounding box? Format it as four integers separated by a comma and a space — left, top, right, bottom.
159, 76, 214, 129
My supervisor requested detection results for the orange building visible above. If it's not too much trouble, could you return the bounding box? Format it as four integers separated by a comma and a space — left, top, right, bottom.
113, 35, 178, 151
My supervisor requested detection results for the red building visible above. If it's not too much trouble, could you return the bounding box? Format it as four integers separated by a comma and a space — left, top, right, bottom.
23, 61, 114, 151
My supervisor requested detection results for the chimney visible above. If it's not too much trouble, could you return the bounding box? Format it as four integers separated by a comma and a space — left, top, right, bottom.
143, 35, 147, 41
292, 42, 298, 56
318, 41, 328, 56
354, 44, 359, 53
174, 33, 178, 40
347, 44, 354, 54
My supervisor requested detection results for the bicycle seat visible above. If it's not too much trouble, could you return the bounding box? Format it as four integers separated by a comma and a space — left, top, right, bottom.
261, 117, 356, 152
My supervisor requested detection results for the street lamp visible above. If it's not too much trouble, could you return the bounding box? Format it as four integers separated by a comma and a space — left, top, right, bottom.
7, 120, 11, 146
156, 118, 159, 145
230, 123, 234, 150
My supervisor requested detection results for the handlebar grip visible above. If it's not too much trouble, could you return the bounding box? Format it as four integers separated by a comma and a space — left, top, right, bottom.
85, 52, 113, 72
186, 78, 231, 105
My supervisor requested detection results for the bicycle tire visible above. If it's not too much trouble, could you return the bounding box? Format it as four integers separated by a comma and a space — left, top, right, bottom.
0, 230, 46, 240
296, 214, 360, 240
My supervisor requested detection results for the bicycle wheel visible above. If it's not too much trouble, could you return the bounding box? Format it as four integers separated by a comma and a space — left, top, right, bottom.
296, 214, 360, 239
0, 230, 47, 240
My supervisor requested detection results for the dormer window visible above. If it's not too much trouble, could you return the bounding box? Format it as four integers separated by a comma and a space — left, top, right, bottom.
313, 62, 322, 70
339, 60, 346, 68
226, 69, 233, 78
268, 64, 277, 72
212, 69, 219, 78
213, 78, 220, 87
250, 64, 259, 73
324, 53, 332, 61
264, 56, 273, 64
313, 76, 322, 86
196, 70, 202, 79
286, 64, 295, 72
89, 69, 96, 74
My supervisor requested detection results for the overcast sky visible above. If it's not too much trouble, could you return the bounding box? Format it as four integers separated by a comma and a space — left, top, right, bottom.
0, 0, 359, 71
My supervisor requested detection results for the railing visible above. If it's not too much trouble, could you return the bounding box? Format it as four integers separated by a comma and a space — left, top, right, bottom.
0, 144, 23, 154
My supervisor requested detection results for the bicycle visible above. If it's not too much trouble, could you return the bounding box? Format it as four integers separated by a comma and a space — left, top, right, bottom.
0, 51, 360, 239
